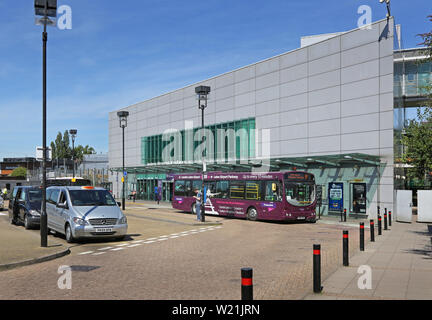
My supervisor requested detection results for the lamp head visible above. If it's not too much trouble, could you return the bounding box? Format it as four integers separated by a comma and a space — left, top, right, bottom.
117, 111, 130, 128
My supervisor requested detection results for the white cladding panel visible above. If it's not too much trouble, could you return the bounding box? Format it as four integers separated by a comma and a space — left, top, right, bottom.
109, 18, 394, 183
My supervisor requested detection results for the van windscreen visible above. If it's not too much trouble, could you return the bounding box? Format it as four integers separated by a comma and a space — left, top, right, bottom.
69, 190, 117, 206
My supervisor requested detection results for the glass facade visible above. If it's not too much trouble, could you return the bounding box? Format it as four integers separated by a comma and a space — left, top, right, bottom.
140, 118, 256, 165
394, 59, 432, 97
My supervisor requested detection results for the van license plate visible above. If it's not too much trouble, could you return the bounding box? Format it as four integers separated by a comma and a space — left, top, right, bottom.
95, 228, 113, 233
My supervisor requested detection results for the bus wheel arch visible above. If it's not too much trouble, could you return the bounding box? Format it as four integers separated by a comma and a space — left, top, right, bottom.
246, 206, 258, 221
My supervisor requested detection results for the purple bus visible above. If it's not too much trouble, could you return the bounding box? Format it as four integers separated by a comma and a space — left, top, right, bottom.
171, 171, 317, 222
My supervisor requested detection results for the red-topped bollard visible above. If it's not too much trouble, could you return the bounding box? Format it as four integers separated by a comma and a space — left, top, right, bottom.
378, 215, 382, 235
343, 230, 349, 266
313, 244, 323, 293
241, 268, 253, 300
370, 219, 375, 242
389, 211, 392, 227
360, 223, 365, 251
384, 208, 388, 230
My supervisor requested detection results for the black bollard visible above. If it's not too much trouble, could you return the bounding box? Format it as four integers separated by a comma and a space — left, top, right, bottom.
343, 230, 349, 266
360, 223, 365, 251
241, 268, 253, 300
313, 244, 323, 293
370, 219, 375, 242
389, 211, 392, 227
344, 208, 347, 222
378, 215, 382, 235
384, 208, 388, 231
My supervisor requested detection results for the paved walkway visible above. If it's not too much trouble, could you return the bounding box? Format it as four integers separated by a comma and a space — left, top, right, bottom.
0, 208, 70, 271
304, 217, 432, 300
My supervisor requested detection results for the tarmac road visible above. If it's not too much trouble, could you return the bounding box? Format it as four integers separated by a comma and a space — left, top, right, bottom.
0, 205, 363, 300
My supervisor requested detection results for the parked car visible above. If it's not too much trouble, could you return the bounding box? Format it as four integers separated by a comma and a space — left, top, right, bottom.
46, 186, 128, 243
8, 186, 42, 229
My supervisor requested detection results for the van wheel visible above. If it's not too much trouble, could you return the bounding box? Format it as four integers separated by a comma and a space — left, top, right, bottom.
247, 207, 258, 221
24, 214, 31, 230
9, 214, 17, 225
191, 203, 196, 214
65, 224, 75, 243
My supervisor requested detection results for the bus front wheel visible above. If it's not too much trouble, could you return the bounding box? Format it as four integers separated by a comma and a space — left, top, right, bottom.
191, 203, 196, 215
247, 207, 258, 221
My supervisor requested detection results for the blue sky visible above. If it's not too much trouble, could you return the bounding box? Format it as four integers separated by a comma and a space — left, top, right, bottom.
0, 0, 430, 160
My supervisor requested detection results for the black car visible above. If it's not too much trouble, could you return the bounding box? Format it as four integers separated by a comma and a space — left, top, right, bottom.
8, 186, 42, 229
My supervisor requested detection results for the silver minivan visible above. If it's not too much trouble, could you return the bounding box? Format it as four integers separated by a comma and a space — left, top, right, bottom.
46, 186, 128, 243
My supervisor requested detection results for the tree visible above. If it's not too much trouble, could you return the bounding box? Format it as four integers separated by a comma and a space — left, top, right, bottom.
401, 108, 432, 182
401, 15, 432, 183
10, 167, 27, 178
49, 131, 96, 165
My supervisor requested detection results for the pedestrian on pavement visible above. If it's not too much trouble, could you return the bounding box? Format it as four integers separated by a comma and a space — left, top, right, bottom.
154, 186, 158, 204
132, 190, 136, 202
193, 188, 201, 221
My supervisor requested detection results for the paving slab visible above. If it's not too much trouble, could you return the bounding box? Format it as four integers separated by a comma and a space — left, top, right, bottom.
0, 215, 70, 271
303, 217, 432, 300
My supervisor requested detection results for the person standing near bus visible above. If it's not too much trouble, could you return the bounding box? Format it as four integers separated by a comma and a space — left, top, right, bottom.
154, 186, 158, 204
193, 188, 201, 221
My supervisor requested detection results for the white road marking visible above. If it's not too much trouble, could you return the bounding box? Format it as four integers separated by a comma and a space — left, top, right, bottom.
78, 251, 94, 255
111, 247, 126, 251
156, 238, 168, 241
0, 213, 7, 216
131, 240, 144, 243
98, 247, 113, 251
144, 240, 156, 244
115, 243, 129, 247
92, 252, 106, 256
158, 235, 169, 238
146, 237, 158, 240
127, 244, 142, 248
170, 236, 180, 239
170, 233, 180, 236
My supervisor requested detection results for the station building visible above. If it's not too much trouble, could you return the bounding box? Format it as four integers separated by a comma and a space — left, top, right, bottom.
108, 17, 430, 218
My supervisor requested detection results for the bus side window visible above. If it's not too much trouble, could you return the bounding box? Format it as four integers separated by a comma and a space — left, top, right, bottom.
246, 181, 260, 200
174, 180, 185, 196
263, 181, 282, 202
216, 181, 229, 199
185, 181, 192, 197
229, 181, 245, 199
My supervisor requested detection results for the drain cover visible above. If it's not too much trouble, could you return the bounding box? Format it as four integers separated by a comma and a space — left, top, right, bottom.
69, 265, 101, 272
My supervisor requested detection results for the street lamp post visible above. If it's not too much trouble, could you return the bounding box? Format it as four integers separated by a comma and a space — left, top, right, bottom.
69, 129, 77, 179
117, 111, 129, 211
195, 86, 211, 223
35, 0, 57, 248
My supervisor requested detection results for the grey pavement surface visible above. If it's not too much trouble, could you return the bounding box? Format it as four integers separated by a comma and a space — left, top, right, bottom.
0, 203, 70, 271
1, 201, 430, 300
304, 216, 432, 300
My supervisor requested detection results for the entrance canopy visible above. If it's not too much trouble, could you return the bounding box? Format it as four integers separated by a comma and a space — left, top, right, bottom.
110, 153, 381, 175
